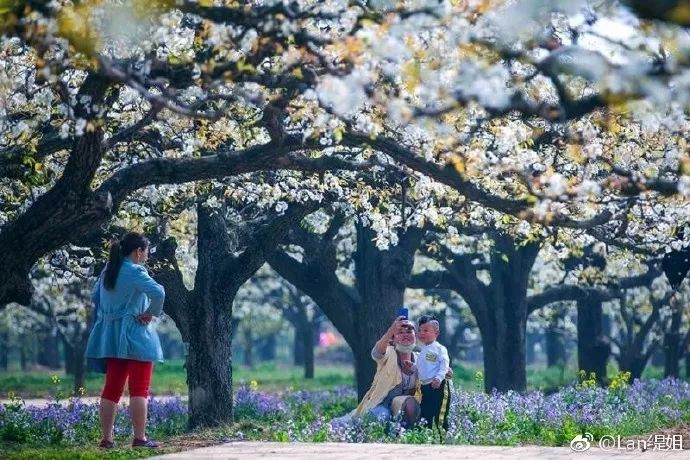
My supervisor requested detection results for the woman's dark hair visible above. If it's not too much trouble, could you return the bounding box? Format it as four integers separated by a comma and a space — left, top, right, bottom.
103, 232, 149, 290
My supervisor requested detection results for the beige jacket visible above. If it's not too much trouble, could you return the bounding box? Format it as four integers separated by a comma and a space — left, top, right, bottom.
352, 345, 421, 417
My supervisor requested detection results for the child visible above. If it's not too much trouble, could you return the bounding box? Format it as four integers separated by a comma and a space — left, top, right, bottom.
416, 315, 451, 433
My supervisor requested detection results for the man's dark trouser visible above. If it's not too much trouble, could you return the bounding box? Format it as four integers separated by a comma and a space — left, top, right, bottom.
420, 380, 450, 431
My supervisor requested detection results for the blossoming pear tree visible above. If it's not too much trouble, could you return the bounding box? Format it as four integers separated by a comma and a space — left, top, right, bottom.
0, 0, 417, 307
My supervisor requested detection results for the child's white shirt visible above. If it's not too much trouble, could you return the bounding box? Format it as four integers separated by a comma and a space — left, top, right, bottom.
416, 340, 449, 385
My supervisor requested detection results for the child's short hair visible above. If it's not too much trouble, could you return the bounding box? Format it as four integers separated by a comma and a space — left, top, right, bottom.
418, 314, 440, 332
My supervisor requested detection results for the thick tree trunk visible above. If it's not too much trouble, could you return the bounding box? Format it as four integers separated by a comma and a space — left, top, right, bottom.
37, 332, 61, 369
0, 331, 9, 370
351, 225, 420, 399
478, 235, 539, 393
257, 335, 276, 362
651, 350, 665, 366
686, 353, 690, 379
546, 319, 567, 368
72, 340, 87, 394
242, 327, 254, 368
186, 306, 234, 429
617, 354, 649, 380
0, 75, 110, 307
19, 340, 28, 371
269, 220, 422, 399
289, 308, 315, 377
162, 204, 311, 429
616, 338, 655, 380
616, 305, 659, 381
182, 208, 241, 429
437, 309, 448, 343
303, 325, 315, 379
664, 310, 682, 378
526, 332, 540, 365
182, 201, 308, 428
62, 336, 75, 375
350, 293, 400, 400
480, 313, 527, 392
577, 298, 609, 384
293, 328, 305, 366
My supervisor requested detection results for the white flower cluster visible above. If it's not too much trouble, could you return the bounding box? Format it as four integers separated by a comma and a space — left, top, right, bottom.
317, 70, 370, 117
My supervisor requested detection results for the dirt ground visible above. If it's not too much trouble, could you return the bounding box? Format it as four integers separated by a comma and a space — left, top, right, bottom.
151, 441, 688, 459
148, 423, 690, 459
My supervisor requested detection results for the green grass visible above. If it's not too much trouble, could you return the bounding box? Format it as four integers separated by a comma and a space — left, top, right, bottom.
234, 361, 354, 391
0, 360, 355, 398
2, 447, 162, 460
2, 358, 687, 399
2, 361, 690, 458
1, 422, 242, 459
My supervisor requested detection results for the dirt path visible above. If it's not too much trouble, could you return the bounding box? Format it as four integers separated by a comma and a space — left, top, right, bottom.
150, 441, 687, 459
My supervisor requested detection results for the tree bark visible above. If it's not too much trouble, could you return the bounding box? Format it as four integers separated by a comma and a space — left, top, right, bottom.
153, 203, 315, 429
615, 302, 660, 380
268, 221, 423, 398
37, 332, 61, 369
285, 299, 315, 378
350, 224, 422, 399
298, 307, 316, 380
546, 321, 567, 368
617, 352, 652, 380
257, 335, 276, 362
577, 297, 609, 384
616, 335, 656, 381
72, 340, 87, 395
478, 235, 540, 393
303, 324, 315, 380
63, 336, 75, 375
242, 327, 254, 368
664, 309, 682, 378
526, 332, 540, 365
0, 75, 111, 306
293, 326, 305, 366
185, 303, 235, 428
0, 330, 8, 370
409, 232, 541, 393
19, 341, 28, 371
181, 206, 240, 428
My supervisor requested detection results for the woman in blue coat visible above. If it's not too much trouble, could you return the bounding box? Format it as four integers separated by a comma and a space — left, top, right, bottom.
85, 231, 165, 449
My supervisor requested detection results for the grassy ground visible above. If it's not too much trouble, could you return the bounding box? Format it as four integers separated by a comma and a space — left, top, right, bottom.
0, 360, 355, 399
1, 359, 687, 399
1, 428, 238, 460
2, 361, 690, 458
5, 418, 689, 459
3, 447, 162, 460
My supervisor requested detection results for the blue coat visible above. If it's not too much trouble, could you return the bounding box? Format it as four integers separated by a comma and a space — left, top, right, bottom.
85, 258, 165, 371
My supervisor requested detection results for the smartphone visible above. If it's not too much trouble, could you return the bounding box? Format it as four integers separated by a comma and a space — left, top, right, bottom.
396, 307, 408, 319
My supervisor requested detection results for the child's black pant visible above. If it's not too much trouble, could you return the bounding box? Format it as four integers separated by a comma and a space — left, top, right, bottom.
420, 380, 450, 431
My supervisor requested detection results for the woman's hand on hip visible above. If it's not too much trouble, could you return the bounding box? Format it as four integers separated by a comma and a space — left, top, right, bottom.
136, 313, 153, 325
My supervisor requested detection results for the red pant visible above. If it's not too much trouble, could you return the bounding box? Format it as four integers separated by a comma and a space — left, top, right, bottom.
101, 358, 153, 403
